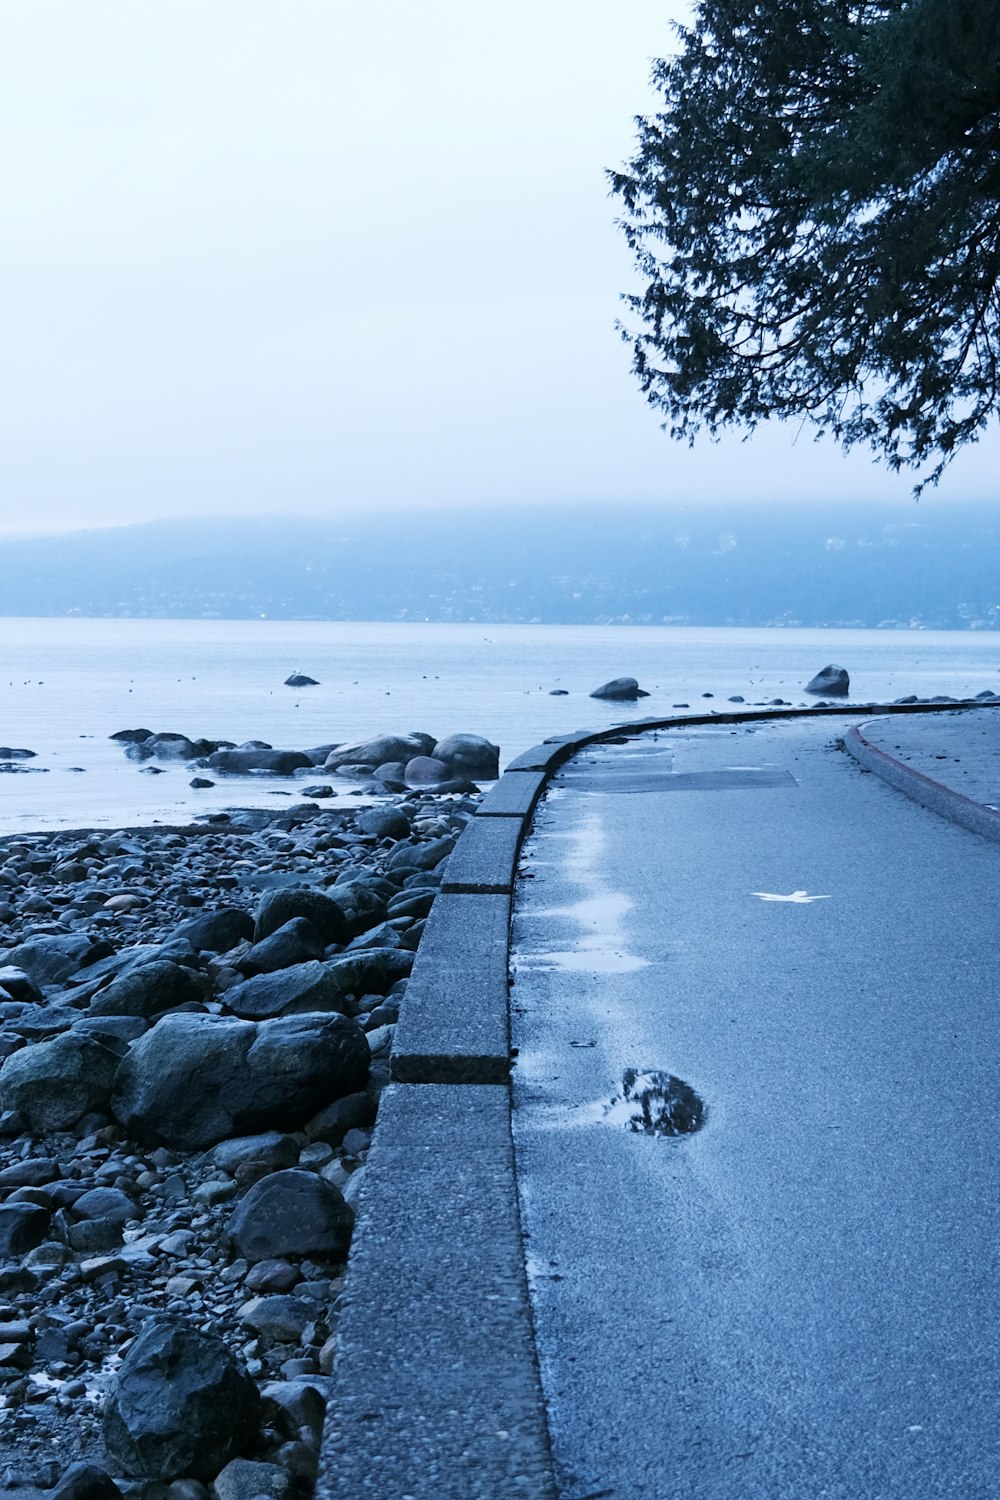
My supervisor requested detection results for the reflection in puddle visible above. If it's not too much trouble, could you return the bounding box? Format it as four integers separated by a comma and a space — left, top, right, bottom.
517, 808, 649, 975
603, 1069, 705, 1137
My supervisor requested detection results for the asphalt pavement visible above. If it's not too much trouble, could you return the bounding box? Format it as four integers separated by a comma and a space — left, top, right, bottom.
510, 708, 1000, 1500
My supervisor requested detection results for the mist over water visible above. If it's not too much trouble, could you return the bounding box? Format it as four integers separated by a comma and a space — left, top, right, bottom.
1, 617, 998, 834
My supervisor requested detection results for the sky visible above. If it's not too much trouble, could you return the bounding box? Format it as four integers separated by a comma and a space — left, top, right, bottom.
0, 1, 996, 538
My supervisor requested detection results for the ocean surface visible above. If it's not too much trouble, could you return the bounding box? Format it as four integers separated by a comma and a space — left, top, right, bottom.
2, 618, 999, 835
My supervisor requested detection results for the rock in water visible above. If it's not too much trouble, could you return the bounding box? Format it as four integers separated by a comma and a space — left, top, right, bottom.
284, 673, 319, 687
431, 733, 500, 780
589, 677, 650, 701
207, 748, 313, 775
102, 1318, 260, 1479
805, 664, 850, 697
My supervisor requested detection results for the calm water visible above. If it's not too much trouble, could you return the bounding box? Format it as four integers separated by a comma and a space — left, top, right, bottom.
1, 618, 998, 834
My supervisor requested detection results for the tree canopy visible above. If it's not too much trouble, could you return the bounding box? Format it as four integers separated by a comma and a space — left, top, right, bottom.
611, 0, 1000, 491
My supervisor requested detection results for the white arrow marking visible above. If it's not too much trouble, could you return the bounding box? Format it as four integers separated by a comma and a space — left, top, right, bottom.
751, 890, 831, 903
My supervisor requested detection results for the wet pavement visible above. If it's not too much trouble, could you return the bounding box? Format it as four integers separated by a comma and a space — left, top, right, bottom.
511, 713, 1000, 1500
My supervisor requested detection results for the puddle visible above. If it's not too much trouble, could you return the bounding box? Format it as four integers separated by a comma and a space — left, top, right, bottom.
602, 1069, 705, 1137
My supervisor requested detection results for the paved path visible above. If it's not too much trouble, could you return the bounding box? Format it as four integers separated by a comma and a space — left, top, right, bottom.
511, 714, 1000, 1499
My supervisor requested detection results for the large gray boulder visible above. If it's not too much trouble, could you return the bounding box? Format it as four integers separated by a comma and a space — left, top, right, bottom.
0, 1201, 50, 1258
88, 960, 203, 1019
385, 835, 455, 880
111, 1011, 370, 1150
589, 677, 650, 701
323, 878, 388, 939
237, 918, 324, 976
323, 733, 435, 772
172, 907, 254, 953
207, 748, 313, 775
102, 1319, 260, 1480
228, 1169, 353, 1264
805, 664, 850, 697
3, 934, 112, 988
142, 733, 200, 761
323, 948, 414, 1000
403, 755, 451, 787
356, 806, 411, 841
253, 888, 350, 946
0, 1031, 123, 1131
432, 733, 500, 779
224, 961, 348, 1021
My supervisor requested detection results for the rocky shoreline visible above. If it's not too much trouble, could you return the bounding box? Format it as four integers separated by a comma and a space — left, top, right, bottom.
0, 730, 494, 1500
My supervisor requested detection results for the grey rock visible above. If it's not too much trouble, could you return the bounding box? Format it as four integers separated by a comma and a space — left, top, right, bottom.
172, 908, 255, 953
4, 934, 112, 987
228, 1170, 353, 1264
205, 1131, 299, 1176
304, 1089, 378, 1144
589, 676, 650, 700
0, 1031, 122, 1130
212, 1459, 293, 1500
238, 1294, 314, 1342
88, 960, 203, 1019
403, 755, 451, 787
237, 919, 324, 977
243, 1258, 301, 1293
321, 878, 387, 939
432, 733, 501, 779
322, 947, 414, 1001
109, 728, 154, 743
805, 664, 850, 697
49, 1463, 123, 1500
102, 1318, 260, 1480
71, 1014, 147, 1049
284, 674, 319, 687
224, 961, 348, 1021
70, 1187, 139, 1226
370, 760, 407, 791
384, 835, 455, 879
253, 888, 350, 946
0, 1201, 50, 1257
143, 733, 199, 760
111, 1011, 370, 1150
356, 805, 410, 840
207, 748, 314, 775
323, 733, 435, 771
0, 966, 43, 1003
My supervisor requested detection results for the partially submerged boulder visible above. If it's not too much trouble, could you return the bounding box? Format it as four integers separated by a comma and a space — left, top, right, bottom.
207, 748, 313, 775
432, 733, 500, 780
805, 664, 850, 697
589, 677, 650, 701
323, 733, 435, 772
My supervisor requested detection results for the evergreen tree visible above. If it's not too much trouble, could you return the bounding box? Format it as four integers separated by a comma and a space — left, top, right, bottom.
611, 0, 1000, 490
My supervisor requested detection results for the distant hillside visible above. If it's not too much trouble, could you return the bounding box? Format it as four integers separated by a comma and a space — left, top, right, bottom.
2, 503, 1000, 628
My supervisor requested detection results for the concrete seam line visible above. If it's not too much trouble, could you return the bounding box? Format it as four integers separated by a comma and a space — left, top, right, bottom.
844, 722, 1000, 846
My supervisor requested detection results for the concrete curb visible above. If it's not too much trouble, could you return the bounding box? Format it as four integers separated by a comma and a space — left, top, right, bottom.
317, 696, 1000, 1499
844, 720, 1000, 845
316, 1084, 555, 1498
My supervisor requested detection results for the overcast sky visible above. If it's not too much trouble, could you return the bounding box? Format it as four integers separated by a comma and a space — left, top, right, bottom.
0, 1, 996, 537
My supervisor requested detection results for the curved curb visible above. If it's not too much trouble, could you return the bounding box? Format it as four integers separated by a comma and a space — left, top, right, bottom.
844, 720, 1000, 845
318, 697, 1000, 1499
